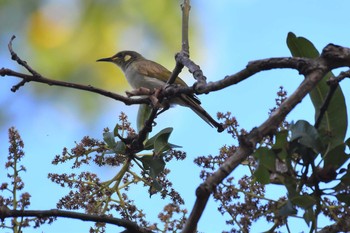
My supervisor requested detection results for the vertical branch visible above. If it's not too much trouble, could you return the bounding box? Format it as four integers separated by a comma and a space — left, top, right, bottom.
166, 0, 191, 85
181, 0, 191, 55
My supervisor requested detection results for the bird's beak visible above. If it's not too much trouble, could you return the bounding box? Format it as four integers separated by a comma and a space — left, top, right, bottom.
96, 57, 113, 62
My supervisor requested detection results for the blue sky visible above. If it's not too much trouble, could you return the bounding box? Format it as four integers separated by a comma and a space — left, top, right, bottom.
1, 1, 350, 232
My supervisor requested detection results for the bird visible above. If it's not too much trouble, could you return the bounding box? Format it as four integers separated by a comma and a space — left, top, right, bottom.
97, 51, 224, 132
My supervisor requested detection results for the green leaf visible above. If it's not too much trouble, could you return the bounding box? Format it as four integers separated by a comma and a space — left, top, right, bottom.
286, 32, 319, 58
113, 123, 120, 137
103, 132, 117, 148
283, 176, 298, 199
253, 165, 270, 184
253, 147, 276, 171
272, 130, 289, 160
290, 120, 324, 153
303, 208, 314, 226
144, 127, 179, 155
154, 129, 174, 155
149, 180, 162, 197
272, 130, 289, 150
144, 128, 171, 150
291, 195, 316, 209
287, 32, 348, 152
253, 147, 277, 184
336, 193, 350, 206
137, 104, 153, 133
103, 132, 126, 154
324, 143, 349, 170
139, 154, 166, 179
278, 199, 297, 216
114, 141, 126, 154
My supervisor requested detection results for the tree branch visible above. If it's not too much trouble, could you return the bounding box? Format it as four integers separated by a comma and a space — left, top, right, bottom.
182, 46, 349, 232
315, 68, 350, 128
314, 79, 338, 129
0, 36, 149, 106
166, 0, 191, 85
0, 208, 154, 233
181, 0, 190, 55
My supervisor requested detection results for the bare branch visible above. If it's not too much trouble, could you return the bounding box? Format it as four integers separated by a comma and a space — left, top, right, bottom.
1, 37, 149, 106
0, 68, 148, 105
0, 208, 154, 233
166, 0, 191, 85
181, 0, 190, 55
314, 80, 338, 129
176, 53, 207, 86
8, 35, 40, 77
161, 56, 313, 98
166, 59, 184, 85
315, 68, 350, 127
328, 69, 350, 84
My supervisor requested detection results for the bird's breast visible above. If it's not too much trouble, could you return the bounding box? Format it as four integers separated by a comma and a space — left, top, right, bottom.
124, 67, 165, 90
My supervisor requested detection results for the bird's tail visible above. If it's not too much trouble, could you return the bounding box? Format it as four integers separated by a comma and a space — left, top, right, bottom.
180, 94, 224, 132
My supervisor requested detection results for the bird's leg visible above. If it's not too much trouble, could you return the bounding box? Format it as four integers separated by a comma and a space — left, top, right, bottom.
150, 88, 171, 116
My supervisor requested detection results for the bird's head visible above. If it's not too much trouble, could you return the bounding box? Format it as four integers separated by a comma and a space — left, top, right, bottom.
97, 50, 143, 71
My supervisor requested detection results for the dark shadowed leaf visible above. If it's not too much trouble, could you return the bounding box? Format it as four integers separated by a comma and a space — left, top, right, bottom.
253, 147, 276, 171
103, 131, 116, 148
144, 128, 180, 155
290, 120, 324, 153
303, 208, 314, 226
291, 195, 316, 209
336, 193, 350, 206
113, 123, 120, 137
137, 104, 153, 133
103, 132, 126, 154
324, 143, 349, 170
144, 128, 173, 150
272, 130, 289, 150
272, 130, 289, 160
253, 165, 270, 184
278, 199, 297, 216
139, 154, 165, 179
253, 147, 277, 184
149, 180, 162, 197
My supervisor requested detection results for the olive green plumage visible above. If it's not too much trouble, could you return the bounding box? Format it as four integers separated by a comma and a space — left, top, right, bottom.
97, 51, 223, 132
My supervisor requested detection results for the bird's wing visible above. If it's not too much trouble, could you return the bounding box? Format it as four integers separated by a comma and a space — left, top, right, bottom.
136, 59, 189, 87
136, 59, 201, 105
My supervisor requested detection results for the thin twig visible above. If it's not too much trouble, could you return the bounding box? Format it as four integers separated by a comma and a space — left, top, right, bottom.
1, 37, 149, 106
315, 69, 350, 128
314, 81, 338, 129
8, 35, 40, 76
